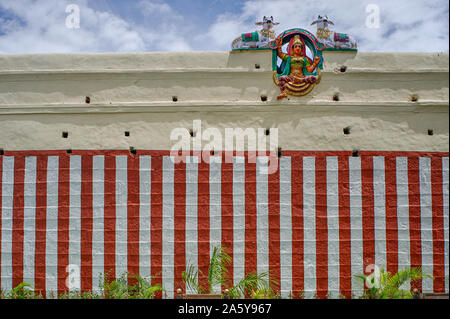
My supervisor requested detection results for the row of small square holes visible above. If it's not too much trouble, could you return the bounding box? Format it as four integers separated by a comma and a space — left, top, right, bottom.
60, 128, 435, 139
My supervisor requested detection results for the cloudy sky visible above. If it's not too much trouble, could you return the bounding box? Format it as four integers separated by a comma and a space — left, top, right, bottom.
0, 0, 448, 53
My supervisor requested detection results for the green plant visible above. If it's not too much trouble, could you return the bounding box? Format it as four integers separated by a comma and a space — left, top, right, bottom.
133, 275, 164, 299
355, 267, 433, 299
99, 271, 163, 299
182, 245, 277, 298
7, 282, 43, 299
227, 272, 275, 299
182, 245, 231, 294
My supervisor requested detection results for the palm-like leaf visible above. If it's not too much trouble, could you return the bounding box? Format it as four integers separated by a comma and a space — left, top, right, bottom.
182, 264, 204, 294
207, 246, 231, 293
228, 272, 275, 299
182, 245, 274, 298
355, 267, 433, 299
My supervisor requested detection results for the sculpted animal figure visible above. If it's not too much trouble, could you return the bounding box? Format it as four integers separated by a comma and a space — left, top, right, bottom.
231, 16, 279, 50
311, 15, 357, 50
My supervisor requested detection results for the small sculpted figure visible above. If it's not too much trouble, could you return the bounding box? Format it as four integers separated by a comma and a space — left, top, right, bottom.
231, 16, 279, 50
311, 15, 357, 50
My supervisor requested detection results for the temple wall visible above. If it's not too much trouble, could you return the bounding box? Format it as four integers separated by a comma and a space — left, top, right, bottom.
0, 50, 448, 152
0, 50, 448, 298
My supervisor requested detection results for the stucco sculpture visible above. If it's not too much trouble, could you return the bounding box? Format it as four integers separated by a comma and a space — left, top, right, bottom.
231, 16, 279, 50
311, 15, 357, 50
270, 29, 324, 99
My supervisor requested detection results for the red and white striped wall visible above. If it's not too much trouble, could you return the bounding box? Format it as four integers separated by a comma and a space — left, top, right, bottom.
0, 150, 448, 298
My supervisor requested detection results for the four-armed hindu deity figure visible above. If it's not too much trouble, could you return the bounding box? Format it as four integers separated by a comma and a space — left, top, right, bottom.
273, 34, 322, 100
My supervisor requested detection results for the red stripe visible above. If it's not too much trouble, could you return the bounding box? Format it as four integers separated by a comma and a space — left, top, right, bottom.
127, 155, 140, 285
12, 156, 25, 289
407, 157, 422, 292
0, 156, 2, 292
291, 155, 304, 298
34, 156, 48, 297
245, 155, 257, 281
57, 155, 70, 295
268, 158, 280, 293
151, 156, 163, 299
198, 159, 210, 293
361, 156, 375, 289
384, 156, 399, 275
315, 157, 328, 298
221, 158, 234, 290
431, 157, 445, 293
338, 156, 351, 298
80, 155, 93, 292
173, 160, 186, 294
104, 155, 116, 282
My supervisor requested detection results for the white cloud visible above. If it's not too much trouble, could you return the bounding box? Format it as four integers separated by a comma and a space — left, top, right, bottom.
203, 0, 449, 52
0, 0, 147, 53
0, 0, 447, 53
0, 0, 193, 53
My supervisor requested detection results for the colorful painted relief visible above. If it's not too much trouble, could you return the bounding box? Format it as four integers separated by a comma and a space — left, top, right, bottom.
231, 16, 279, 50
311, 15, 357, 50
269, 29, 324, 99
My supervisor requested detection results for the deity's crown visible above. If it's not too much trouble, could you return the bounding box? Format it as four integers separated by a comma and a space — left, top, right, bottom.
291, 35, 304, 48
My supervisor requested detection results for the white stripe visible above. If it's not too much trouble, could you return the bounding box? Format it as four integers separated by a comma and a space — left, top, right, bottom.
185, 156, 199, 294
396, 157, 410, 290
139, 156, 151, 281
92, 155, 104, 292
442, 157, 449, 293
162, 156, 174, 297
419, 157, 433, 292
233, 156, 245, 286
115, 156, 128, 280
349, 156, 364, 297
68, 156, 82, 291
303, 156, 316, 298
279, 157, 292, 298
373, 157, 387, 271
23, 156, 37, 288
1, 157, 14, 292
46, 156, 59, 296
256, 157, 269, 277
209, 156, 221, 294
326, 156, 339, 298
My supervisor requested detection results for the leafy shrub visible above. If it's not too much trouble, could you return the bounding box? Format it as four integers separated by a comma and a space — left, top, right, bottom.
355, 267, 433, 299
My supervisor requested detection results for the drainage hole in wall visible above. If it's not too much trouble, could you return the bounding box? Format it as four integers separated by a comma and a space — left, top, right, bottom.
85, 96, 91, 104
343, 127, 351, 135
260, 95, 268, 102
428, 129, 434, 136
352, 149, 359, 157
62, 132, 69, 138
340, 66, 347, 73
125, 131, 130, 137
409, 94, 419, 102
172, 96, 178, 102
332, 93, 340, 101
255, 63, 260, 69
